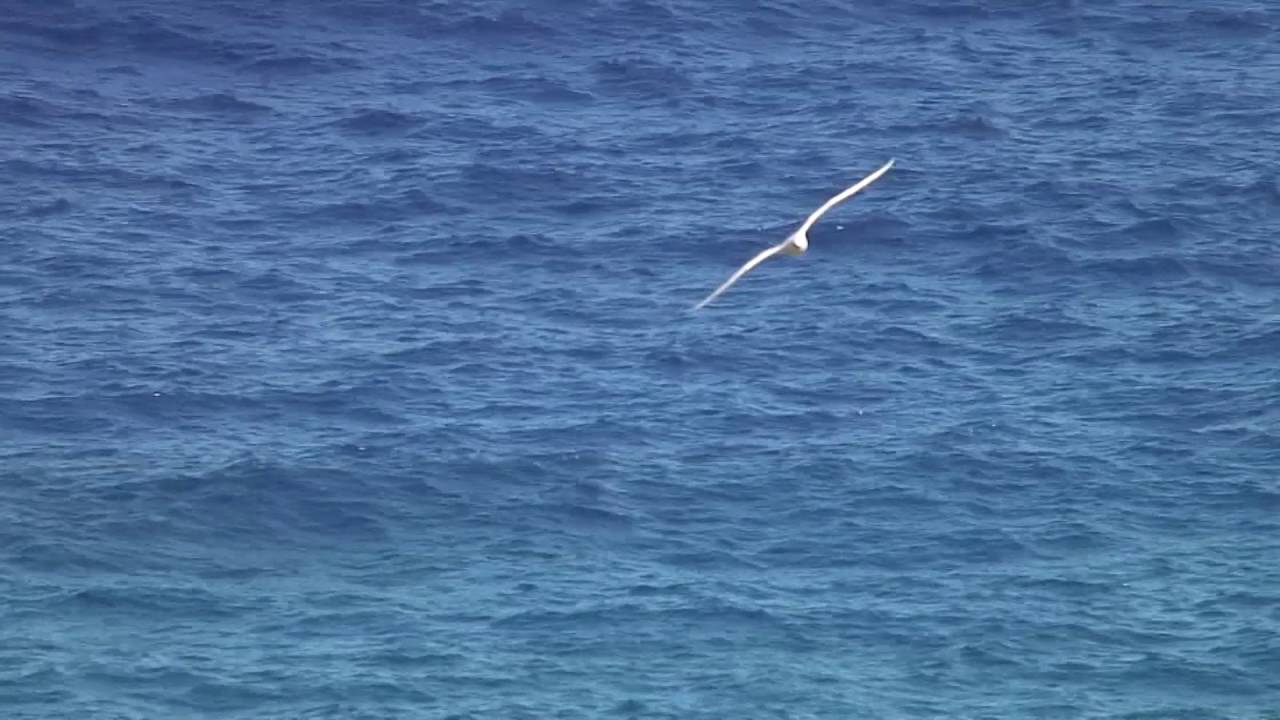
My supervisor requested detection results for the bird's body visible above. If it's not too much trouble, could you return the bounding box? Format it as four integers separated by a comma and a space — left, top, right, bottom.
692, 158, 895, 310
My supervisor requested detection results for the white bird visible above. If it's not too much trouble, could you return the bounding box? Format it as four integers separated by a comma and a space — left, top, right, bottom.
691, 158, 895, 310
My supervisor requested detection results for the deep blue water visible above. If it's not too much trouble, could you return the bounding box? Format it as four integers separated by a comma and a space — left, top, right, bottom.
3, 0, 1279, 717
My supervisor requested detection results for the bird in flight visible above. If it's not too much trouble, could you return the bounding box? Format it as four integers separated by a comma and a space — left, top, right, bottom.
692, 158, 895, 310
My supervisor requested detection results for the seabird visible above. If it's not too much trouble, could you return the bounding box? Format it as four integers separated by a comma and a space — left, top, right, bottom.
692, 158, 895, 310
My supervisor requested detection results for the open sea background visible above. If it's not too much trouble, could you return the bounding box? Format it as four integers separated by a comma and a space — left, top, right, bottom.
2, 0, 1279, 718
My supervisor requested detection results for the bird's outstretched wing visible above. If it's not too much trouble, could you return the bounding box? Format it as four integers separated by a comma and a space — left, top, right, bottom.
691, 159, 896, 311
691, 238, 792, 310
797, 158, 895, 236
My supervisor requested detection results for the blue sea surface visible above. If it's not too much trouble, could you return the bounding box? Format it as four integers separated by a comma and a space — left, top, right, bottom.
2, 1, 1279, 718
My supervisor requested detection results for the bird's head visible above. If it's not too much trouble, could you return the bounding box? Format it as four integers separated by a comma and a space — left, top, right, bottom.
789, 231, 809, 254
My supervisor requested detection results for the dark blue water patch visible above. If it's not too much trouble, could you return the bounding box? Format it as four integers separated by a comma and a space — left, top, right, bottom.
310, 1, 563, 49
3, 13, 223, 63
1225, 322, 1280, 357
136, 458, 397, 547
0, 668, 70, 706
449, 8, 557, 40
944, 111, 1010, 139
7, 539, 127, 575
531, 501, 636, 537
243, 52, 363, 76
307, 0, 444, 36
0, 17, 109, 52
119, 14, 250, 63
2, 384, 119, 434
16, 197, 74, 218
61, 583, 236, 619
394, 232, 568, 267
0, 94, 58, 128
0, 88, 150, 134
593, 0, 685, 37
969, 238, 1076, 286
157, 92, 273, 118
471, 73, 595, 104
591, 56, 693, 100
449, 161, 601, 207
1185, 7, 1275, 36
299, 189, 463, 226
909, 1, 991, 21
332, 108, 424, 136
99, 63, 141, 77
1080, 254, 1193, 286
0, 157, 202, 194
655, 548, 762, 571
490, 599, 793, 645
1240, 174, 1280, 209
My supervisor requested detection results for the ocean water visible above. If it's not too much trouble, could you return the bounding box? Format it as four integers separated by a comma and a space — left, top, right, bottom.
2, 0, 1279, 717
